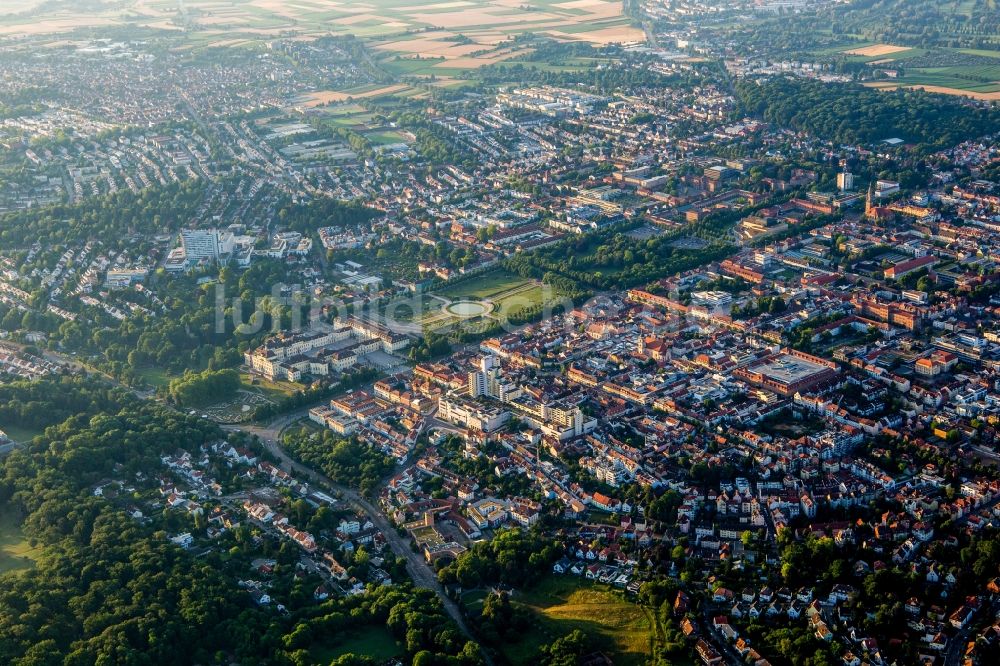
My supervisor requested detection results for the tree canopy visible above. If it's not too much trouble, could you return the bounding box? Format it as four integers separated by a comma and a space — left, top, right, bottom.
736, 77, 1000, 151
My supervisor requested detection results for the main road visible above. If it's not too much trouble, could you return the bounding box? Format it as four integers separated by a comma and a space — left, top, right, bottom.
221, 417, 487, 659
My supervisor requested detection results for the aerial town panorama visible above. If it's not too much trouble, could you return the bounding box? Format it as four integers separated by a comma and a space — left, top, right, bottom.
1, 1, 1000, 666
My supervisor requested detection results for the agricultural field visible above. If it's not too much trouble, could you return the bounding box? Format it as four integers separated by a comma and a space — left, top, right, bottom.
825, 42, 1000, 98
0, 0, 48, 13
0, 0, 641, 101
1, 0, 640, 46
290, 83, 415, 108
843, 43, 911, 58
484, 577, 659, 666
815, 42, 925, 63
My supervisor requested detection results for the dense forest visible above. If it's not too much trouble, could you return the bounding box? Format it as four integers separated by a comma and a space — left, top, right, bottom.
0, 376, 133, 435
278, 197, 379, 235
0, 259, 306, 386
736, 77, 1000, 150
0, 401, 237, 664
0, 179, 207, 251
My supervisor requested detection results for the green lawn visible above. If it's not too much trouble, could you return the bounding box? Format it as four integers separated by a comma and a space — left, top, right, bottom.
437, 270, 534, 301
310, 626, 403, 664
0, 422, 43, 443
461, 589, 488, 614
959, 48, 1000, 59
501, 577, 655, 666
384, 296, 441, 323
0, 507, 42, 575
319, 103, 366, 115
364, 130, 408, 145
322, 113, 377, 128
136, 366, 174, 389
495, 284, 549, 316
240, 374, 301, 399
289, 418, 324, 434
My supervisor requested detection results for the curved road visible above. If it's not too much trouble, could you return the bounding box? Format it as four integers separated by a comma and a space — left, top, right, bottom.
222, 418, 486, 657
43, 331, 493, 652
49, 346, 482, 648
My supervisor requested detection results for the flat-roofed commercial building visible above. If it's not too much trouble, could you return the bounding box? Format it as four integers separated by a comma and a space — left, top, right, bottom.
735, 349, 839, 397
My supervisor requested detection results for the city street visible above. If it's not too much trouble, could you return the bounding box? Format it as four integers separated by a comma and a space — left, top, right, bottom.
222, 416, 485, 656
